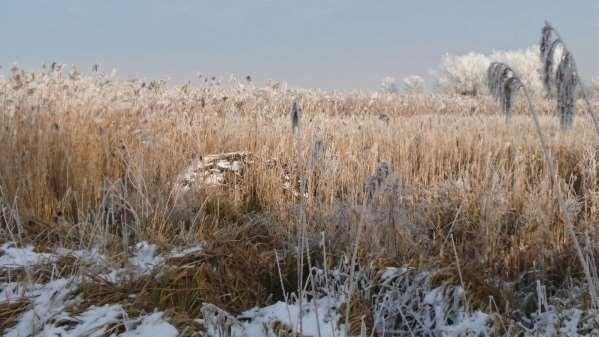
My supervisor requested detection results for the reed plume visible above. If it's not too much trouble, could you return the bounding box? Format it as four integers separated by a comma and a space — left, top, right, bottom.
291, 101, 302, 136
488, 62, 522, 122
540, 21, 599, 133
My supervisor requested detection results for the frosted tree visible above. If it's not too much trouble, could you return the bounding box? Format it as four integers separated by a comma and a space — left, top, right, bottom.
437, 46, 543, 96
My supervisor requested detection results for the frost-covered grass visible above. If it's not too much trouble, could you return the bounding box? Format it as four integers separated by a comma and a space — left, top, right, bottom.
2, 242, 599, 336
0, 242, 194, 336
1, 65, 599, 336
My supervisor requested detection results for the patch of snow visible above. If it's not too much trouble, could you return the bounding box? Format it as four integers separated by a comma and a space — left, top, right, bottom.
54, 247, 105, 265
39, 304, 124, 337
0, 242, 106, 270
0, 242, 55, 268
0, 282, 25, 303
2, 277, 178, 337
169, 243, 204, 258
121, 312, 178, 337
231, 160, 244, 172
8, 299, 178, 337
205, 172, 225, 185
0, 241, 185, 336
216, 160, 233, 170
5, 278, 79, 337
559, 308, 583, 336
129, 241, 164, 275
201, 296, 344, 337
95, 242, 165, 283
380, 266, 409, 283
423, 285, 491, 337
439, 310, 491, 337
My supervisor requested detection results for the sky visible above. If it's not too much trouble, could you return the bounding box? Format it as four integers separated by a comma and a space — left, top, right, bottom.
0, 1, 597, 90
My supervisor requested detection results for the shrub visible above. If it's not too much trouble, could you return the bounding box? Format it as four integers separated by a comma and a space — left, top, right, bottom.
401, 75, 425, 93
381, 75, 425, 94
437, 46, 543, 96
380, 76, 399, 93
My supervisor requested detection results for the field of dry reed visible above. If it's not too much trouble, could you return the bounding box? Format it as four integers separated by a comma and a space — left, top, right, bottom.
2, 66, 599, 335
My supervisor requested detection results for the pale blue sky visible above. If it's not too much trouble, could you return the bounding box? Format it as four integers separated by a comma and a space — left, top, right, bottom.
0, 1, 597, 89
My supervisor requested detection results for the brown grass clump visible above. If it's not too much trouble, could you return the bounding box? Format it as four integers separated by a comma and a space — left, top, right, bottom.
0, 255, 85, 284
74, 216, 294, 331
339, 296, 373, 336
155, 219, 291, 315
76, 276, 158, 316
0, 298, 31, 331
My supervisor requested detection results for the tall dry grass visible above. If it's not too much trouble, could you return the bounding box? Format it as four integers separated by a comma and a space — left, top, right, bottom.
1, 65, 599, 312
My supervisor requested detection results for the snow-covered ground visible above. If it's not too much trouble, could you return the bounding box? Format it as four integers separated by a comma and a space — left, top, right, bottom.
0, 242, 185, 337
1, 242, 598, 337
